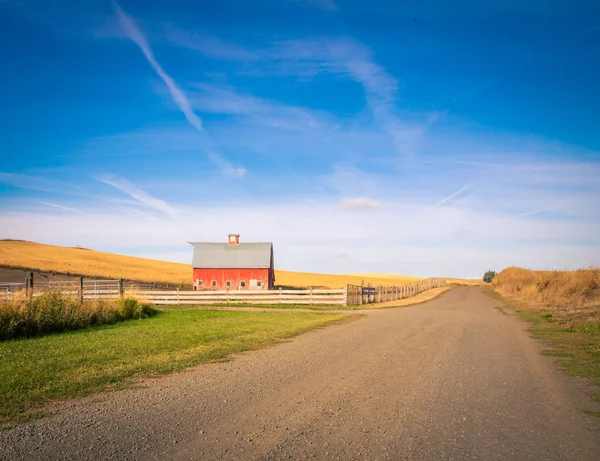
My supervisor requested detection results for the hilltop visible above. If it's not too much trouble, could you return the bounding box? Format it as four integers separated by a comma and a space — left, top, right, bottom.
0, 240, 422, 289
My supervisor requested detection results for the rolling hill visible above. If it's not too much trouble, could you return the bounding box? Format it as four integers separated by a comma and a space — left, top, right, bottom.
0, 240, 423, 289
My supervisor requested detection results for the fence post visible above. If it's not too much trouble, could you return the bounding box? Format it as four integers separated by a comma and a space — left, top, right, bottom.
79, 276, 84, 303
309, 287, 313, 305
27, 272, 34, 299
279, 286, 283, 304
118, 278, 124, 298
359, 281, 364, 305
361, 280, 364, 305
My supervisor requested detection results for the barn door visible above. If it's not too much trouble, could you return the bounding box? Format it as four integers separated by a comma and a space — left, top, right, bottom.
249, 279, 259, 290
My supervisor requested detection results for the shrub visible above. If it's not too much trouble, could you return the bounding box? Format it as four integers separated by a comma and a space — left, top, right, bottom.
0, 290, 155, 341
483, 270, 497, 283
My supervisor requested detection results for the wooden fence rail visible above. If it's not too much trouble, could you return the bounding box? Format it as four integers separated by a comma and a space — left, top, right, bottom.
345, 278, 446, 305
1, 273, 446, 306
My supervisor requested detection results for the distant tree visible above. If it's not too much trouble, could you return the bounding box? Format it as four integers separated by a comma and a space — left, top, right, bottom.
483, 270, 497, 283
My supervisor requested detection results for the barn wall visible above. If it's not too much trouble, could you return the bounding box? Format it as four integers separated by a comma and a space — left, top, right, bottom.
193, 268, 270, 291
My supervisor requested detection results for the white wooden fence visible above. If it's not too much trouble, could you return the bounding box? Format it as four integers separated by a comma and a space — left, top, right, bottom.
1, 276, 446, 307
136, 288, 347, 305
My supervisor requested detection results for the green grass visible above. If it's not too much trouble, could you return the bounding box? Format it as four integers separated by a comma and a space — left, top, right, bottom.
157, 303, 359, 311
515, 309, 600, 389
487, 287, 600, 415
0, 309, 351, 427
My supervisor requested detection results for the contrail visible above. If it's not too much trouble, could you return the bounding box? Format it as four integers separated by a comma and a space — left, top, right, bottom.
99, 176, 180, 218
40, 202, 85, 214
113, 1, 204, 132
435, 184, 470, 207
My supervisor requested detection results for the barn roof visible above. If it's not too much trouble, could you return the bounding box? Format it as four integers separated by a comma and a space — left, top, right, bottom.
189, 242, 273, 269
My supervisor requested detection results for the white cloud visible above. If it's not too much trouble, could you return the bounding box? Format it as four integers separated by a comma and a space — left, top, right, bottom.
99, 175, 180, 218
190, 83, 318, 130
207, 152, 247, 178
163, 28, 261, 62
0, 172, 85, 195
166, 32, 435, 157
1, 200, 598, 277
109, 5, 247, 179
339, 197, 382, 211
40, 202, 85, 214
113, 1, 204, 133
280, 37, 435, 158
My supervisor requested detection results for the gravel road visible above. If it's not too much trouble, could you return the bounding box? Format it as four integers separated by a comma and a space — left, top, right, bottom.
2, 287, 599, 460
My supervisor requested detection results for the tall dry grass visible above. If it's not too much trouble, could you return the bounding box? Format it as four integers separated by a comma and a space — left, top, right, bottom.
492, 267, 600, 317
0, 290, 155, 341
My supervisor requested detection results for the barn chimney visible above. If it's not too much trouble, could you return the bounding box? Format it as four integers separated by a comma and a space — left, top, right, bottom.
228, 233, 240, 245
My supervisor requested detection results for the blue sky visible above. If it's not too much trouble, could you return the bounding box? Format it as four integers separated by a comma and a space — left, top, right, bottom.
1, 0, 599, 277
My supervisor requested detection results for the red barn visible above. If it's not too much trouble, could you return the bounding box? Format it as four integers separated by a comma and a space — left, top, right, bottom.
189, 234, 274, 291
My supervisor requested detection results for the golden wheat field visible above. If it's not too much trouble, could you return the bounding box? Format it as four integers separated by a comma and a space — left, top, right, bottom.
0, 240, 424, 289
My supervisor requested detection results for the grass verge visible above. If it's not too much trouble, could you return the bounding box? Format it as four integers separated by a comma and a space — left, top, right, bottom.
0, 309, 351, 428
487, 287, 600, 414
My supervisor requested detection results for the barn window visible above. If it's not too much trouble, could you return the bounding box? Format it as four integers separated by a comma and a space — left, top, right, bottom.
240, 281, 246, 287
211, 280, 217, 287
257, 281, 262, 287
225, 281, 231, 287
197, 280, 203, 286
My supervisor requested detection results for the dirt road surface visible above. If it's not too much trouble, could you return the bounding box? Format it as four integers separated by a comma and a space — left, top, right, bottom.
2, 287, 599, 460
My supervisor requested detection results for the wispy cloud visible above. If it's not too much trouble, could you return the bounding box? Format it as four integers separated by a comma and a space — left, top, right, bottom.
435, 184, 470, 207
112, 1, 204, 132
99, 175, 180, 218
163, 28, 260, 62
0, 172, 86, 196
105, 204, 154, 221
207, 152, 246, 178
281, 38, 435, 158
190, 83, 318, 129
339, 197, 382, 211
111, 4, 247, 178
40, 202, 84, 214
166, 32, 432, 157
317, 166, 387, 197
